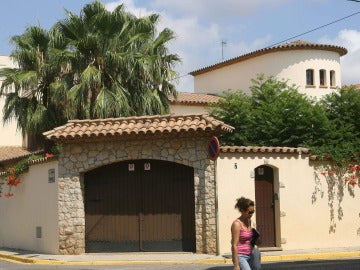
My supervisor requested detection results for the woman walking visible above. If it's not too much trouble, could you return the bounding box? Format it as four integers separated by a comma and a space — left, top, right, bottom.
231, 197, 261, 270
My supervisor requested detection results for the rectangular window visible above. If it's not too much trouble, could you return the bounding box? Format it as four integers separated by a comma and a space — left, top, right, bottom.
319, 69, 326, 86
36, 226, 42, 238
48, 168, 55, 183
306, 69, 314, 86
330, 70, 336, 87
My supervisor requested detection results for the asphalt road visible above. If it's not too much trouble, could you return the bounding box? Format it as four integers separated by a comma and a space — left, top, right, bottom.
0, 259, 360, 270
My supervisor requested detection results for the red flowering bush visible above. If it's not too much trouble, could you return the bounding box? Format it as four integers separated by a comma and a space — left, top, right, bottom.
343, 163, 360, 187
319, 163, 359, 188
0, 167, 20, 198
0, 153, 48, 198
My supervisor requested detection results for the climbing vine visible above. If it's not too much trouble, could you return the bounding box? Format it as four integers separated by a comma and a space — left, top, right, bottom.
313, 161, 360, 233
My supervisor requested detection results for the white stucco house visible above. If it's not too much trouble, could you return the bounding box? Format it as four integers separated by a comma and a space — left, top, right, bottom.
0, 40, 359, 256
190, 40, 347, 100
0, 55, 22, 147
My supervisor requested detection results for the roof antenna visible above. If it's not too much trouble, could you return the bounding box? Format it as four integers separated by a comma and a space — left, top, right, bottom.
221, 40, 227, 60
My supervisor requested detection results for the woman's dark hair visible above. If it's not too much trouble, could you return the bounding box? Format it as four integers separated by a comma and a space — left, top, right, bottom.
235, 197, 254, 211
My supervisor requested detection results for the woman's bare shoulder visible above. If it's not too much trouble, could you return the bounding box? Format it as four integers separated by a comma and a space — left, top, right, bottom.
231, 219, 241, 228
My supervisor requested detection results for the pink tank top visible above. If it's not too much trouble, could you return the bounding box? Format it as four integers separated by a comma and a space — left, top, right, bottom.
235, 219, 253, 255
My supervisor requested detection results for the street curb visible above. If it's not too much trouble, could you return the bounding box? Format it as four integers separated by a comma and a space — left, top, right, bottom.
0, 251, 359, 265
0, 253, 37, 264
261, 251, 360, 262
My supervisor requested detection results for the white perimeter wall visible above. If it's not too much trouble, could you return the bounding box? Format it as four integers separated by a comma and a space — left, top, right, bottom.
216, 152, 360, 255
0, 160, 59, 254
1, 151, 359, 255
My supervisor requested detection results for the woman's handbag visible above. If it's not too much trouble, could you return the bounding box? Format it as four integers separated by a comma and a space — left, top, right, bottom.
251, 228, 260, 246
251, 228, 261, 269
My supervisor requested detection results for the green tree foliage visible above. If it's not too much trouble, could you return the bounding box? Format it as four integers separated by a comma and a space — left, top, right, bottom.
0, 1, 180, 149
55, 1, 180, 119
312, 86, 360, 164
209, 90, 253, 146
0, 26, 67, 148
210, 75, 329, 148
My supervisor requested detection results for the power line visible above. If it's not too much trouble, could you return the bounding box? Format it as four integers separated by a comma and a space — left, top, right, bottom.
267, 10, 360, 48
173, 10, 360, 82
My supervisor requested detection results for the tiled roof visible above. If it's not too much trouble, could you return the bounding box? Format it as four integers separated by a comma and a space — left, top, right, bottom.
220, 146, 310, 154
190, 40, 348, 76
0, 146, 42, 162
343, 84, 360, 90
0, 146, 30, 162
0, 155, 57, 176
27, 155, 58, 165
43, 113, 234, 142
169, 92, 221, 105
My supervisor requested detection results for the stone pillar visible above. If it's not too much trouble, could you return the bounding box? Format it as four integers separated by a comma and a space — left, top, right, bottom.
58, 176, 85, 254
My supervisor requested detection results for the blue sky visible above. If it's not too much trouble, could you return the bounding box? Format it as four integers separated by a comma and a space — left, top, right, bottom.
1, 0, 359, 91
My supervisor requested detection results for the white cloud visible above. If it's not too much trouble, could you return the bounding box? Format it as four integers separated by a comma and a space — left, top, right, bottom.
320, 29, 360, 86
105, 0, 226, 92
161, 15, 222, 92
225, 35, 273, 60
106, 0, 359, 92
337, 29, 360, 53
105, 0, 142, 15
150, 0, 292, 20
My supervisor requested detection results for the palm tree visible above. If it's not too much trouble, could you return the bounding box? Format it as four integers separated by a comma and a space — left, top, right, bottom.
55, 1, 180, 119
1, 1, 181, 149
0, 26, 67, 150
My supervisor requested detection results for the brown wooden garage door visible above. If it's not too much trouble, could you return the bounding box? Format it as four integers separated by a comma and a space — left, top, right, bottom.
84, 159, 195, 252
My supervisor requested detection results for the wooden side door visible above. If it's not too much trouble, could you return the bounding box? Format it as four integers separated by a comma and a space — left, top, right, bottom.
255, 165, 276, 247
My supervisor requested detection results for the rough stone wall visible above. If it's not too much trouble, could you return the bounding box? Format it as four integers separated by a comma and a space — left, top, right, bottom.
57, 136, 217, 254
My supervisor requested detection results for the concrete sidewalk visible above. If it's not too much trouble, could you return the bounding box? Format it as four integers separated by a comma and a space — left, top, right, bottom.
0, 247, 359, 265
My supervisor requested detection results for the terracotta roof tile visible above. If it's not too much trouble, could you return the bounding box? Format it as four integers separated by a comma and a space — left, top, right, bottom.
343, 84, 360, 90
43, 113, 234, 142
27, 155, 58, 165
169, 92, 221, 105
0, 146, 31, 162
190, 40, 347, 76
0, 146, 42, 162
0, 155, 57, 176
220, 146, 310, 154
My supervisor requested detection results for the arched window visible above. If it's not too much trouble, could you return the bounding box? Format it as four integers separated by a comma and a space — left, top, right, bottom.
330, 70, 336, 87
306, 69, 314, 86
319, 69, 327, 87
